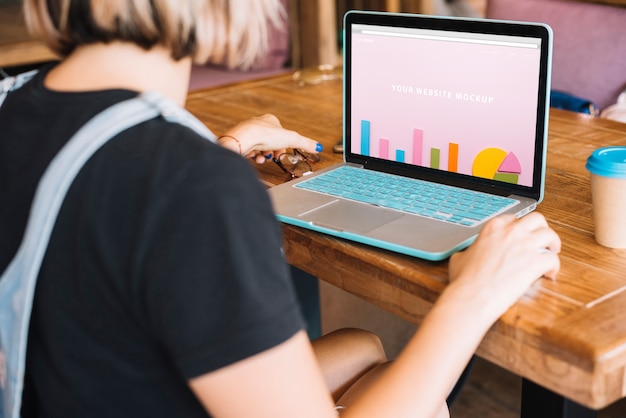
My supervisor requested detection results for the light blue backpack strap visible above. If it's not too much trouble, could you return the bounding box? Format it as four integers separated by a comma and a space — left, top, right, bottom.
148, 92, 216, 142
0, 70, 38, 108
0, 90, 214, 418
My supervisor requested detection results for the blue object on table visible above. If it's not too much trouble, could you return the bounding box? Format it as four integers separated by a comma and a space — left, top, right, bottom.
550, 90, 599, 116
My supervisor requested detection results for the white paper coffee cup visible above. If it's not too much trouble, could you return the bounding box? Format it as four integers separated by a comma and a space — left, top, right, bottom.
586, 147, 626, 248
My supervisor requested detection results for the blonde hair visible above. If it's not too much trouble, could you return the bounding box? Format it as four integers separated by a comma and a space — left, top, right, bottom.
23, 0, 284, 69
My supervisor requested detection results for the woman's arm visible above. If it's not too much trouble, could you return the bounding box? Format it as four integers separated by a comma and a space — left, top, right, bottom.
188, 330, 338, 418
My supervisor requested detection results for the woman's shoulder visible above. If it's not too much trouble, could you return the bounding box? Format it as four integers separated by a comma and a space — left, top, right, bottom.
117, 117, 245, 174
102, 117, 264, 200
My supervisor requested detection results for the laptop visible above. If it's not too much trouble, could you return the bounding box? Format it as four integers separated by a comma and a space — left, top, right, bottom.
268, 10, 553, 261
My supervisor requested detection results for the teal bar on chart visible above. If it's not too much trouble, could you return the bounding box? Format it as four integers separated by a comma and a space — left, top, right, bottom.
361, 120, 371, 156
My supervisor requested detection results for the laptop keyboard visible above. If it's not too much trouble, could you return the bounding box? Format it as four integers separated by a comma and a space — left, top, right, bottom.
295, 166, 518, 227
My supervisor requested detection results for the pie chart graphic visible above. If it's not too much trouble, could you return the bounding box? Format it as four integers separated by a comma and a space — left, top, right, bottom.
472, 148, 521, 184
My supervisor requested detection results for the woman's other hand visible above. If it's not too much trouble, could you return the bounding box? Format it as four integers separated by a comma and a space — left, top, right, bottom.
218, 114, 323, 164
448, 212, 561, 324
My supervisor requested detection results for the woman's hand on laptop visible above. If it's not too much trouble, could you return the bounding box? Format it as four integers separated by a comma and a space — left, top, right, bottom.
217, 114, 322, 164
447, 212, 561, 325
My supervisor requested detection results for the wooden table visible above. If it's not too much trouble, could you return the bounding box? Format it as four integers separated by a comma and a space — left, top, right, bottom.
186, 72, 626, 417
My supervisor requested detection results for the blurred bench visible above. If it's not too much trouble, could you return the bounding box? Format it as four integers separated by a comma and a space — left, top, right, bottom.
486, 0, 626, 111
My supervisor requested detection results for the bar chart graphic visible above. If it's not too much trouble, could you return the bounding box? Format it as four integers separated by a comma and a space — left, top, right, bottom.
359, 119, 460, 172
358, 119, 521, 184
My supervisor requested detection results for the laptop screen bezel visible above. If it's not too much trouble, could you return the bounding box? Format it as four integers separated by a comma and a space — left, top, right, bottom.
343, 11, 552, 201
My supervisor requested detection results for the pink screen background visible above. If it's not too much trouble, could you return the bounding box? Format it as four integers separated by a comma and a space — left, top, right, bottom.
350, 30, 542, 187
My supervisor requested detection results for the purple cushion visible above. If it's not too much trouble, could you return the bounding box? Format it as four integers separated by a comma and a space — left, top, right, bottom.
188, 65, 288, 91
487, 0, 626, 110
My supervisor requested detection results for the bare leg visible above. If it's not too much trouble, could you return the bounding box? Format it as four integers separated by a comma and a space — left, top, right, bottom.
313, 329, 450, 417
311, 328, 387, 402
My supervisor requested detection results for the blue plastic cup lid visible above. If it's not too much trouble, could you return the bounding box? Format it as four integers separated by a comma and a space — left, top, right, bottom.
586, 146, 626, 178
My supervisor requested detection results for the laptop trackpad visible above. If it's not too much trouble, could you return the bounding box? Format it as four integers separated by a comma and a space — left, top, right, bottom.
300, 200, 402, 233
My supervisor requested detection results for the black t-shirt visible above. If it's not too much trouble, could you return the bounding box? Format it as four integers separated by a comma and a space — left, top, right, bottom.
0, 66, 304, 417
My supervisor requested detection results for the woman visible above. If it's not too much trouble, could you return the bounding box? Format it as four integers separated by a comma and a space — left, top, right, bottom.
0, 0, 561, 417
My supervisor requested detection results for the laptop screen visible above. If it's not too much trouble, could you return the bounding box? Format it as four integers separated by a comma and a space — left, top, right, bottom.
344, 12, 552, 199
